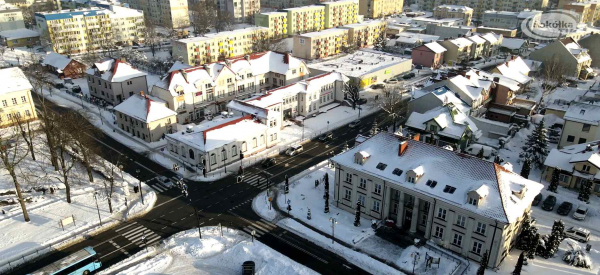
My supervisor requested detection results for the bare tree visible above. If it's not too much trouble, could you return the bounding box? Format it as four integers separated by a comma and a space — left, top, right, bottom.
0, 119, 32, 221
21, 8, 36, 29
144, 17, 161, 57
0, 45, 6, 65
378, 84, 408, 133
214, 10, 234, 32
343, 79, 362, 109
55, 112, 80, 203
13, 114, 36, 161
251, 29, 271, 52
99, 154, 122, 214
190, 1, 214, 36
68, 112, 100, 183
538, 54, 567, 109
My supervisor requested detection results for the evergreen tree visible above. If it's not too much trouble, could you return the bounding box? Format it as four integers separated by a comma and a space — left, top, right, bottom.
354, 202, 361, 227
370, 119, 379, 136
307, 208, 311, 220
494, 155, 502, 164
578, 179, 592, 202
519, 119, 549, 168
373, 32, 386, 51
548, 168, 560, 193
477, 147, 485, 158
513, 252, 525, 275
324, 193, 330, 213
516, 214, 539, 259
284, 177, 289, 194
477, 251, 489, 275
546, 220, 565, 257
520, 159, 531, 179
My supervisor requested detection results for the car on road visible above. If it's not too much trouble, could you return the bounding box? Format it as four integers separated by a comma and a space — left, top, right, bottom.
371, 83, 386, 89
261, 157, 276, 168
532, 193, 543, 206
541, 195, 557, 211
402, 73, 416, 79
349, 120, 361, 128
318, 132, 333, 142
557, 201, 573, 215
573, 206, 588, 220
285, 144, 303, 156
463, 144, 498, 159
565, 227, 591, 242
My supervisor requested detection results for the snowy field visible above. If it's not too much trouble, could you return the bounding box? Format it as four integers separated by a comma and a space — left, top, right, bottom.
99, 227, 318, 275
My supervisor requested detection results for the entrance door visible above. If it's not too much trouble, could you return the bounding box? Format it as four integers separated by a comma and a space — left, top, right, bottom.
403, 208, 412, 230
389, 202, 398, 222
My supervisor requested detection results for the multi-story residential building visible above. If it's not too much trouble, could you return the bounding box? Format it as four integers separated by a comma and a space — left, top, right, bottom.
358, 0, 403, 19
0, 2, 25, 31
292, 28, 349, 60
579, 33, 600, 68
439, 37, 473, 65
331, 132, 543, 268
544, 141, 600, 195
564, 2, 595, 24
411, 42, 447, 69
322, 0, 359, 28
217, 0, 260, 23
529, 37, 593, 79
467, 35, 485, 59
433, 5, 473, 26
339, 20, 386, 48
114, 93, 177, 142
284, 5, 326, 36
482, 10, 542, 32
102, 4, 145, 46
172, 27, 269, 66
255, 12, 288, 39
0, 67, 38, 126
557, 102, 600, 148
151, 51, 309, 123
480, 32, 502, 57
85, 58, 149, 105
119, 0, 188, 28
260, 0, 308, 9
419, 0, 547, 19
4, 0, 60, 10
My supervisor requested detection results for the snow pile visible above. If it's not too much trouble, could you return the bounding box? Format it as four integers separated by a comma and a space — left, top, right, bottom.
126, 190, 157, 219
253, 190, 277, 221
562, 241, 592, 269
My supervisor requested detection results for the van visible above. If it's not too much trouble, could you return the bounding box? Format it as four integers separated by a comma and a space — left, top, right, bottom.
464, 144, 498, 158
285, 144, 303, 156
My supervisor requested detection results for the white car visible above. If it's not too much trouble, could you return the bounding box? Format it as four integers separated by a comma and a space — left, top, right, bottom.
157, 176, 174, 188
565, 227, 591, 243
464, 144, 498, 159
285, 144, 303, 156
573, 206, 588, 221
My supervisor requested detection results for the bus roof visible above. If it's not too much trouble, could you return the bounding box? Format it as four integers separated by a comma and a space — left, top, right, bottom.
31, 247, 96, 275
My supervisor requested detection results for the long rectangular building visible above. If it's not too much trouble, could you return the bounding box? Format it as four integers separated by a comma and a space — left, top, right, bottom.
292, 28, 349, 60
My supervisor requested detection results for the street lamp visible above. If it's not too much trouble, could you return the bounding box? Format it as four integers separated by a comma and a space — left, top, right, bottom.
180, 181, 202, 239
301, 118, 306, 141
221, 146, 227, 173
329, 217, 337, 244
93, 191, 102, 226
358, 106, 362, 119
327, 121, 329, 132
411, 252, 420, 275
136, 169, 144, 205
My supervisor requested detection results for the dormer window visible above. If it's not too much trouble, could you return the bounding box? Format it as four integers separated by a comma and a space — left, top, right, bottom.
468, 197, 478, 206
392, 168, 403, 176
407, 176, 415, 183
430, 125, 438, 132
583, 164, 591, 172
354, 151, 370, 165
580, 109, 586, 115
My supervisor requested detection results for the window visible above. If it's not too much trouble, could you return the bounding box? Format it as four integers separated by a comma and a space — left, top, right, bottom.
344, 189, 352, 200
443, 185, 457, 194
453, 233, 463, 247
210, 153, 216, 165
559, 174, 571, 183
471, 240, 483, 255
407, 176, 415, 183
456, 215, 466, 227
468, 197, 478, 206
583, 124, 591, 132
359, 178, 367, 189
579, 138, 587, 144
21, 96, 26, 103
252, 138, 257, 148
582, 164, 591, 172
376, 163, 387, 170
392, 168, 403, 176
260, 134, 265, 145
299, 38, 305, 44
358, 194, 365, 206
11, 98, 17, 105
346, 173, 352, 183
2, 100, 6, 107
434, 226, 444, 238
374, 183, 381, 195
430, 125, 438, 132
221, 149, 227, 161
425, 180, 438, 188
437, 208, 447, 220
25, 110, 30, 116
476, 222, 487, 235
232, 145, 238, 156
189, 149, 195, 159
372, 200, 380, 212
567, 135, 575, 142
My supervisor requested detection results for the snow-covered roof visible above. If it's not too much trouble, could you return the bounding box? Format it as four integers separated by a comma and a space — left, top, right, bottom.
564, 102, 600, 125
331, 133, 544, 224
167, 115, 268, 152
494, 57, 532, 85
424, 42, 447, 53
435, 4, 472, 11
297, 28, 348, 38
412, 86, 471, 114
168, 61, 191, 73
474, 185, 489, 198
0, 68, 33, 94
86, 58, 146, 83
468, 35, 486, 44
517, 10, 542, 19
480, 33, 499, 44
113, 94, 176, 123
227, 100, 269, 119
545, 141, 600, 179
450, 37, 473, 48
501, 38, 526, 50
394, 33, 440, 44
42, 53, 73, 71
569, 151, 600, 168
177, 27, 269, 44
0, 29, 40, 40
448, 74, 489, 101
307, 49, 411, 78
227, 51, 306, 76
405, 103, 480, 140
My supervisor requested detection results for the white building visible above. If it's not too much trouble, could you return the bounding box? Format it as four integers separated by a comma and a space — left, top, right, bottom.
85, 58, 149, 105
114, 93, 177, 142
217, 0, 260, 23
0, 2, 25, 31
118, 0, 189, 28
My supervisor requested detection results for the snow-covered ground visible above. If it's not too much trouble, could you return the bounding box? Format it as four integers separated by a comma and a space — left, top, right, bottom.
99, 227, 318, 275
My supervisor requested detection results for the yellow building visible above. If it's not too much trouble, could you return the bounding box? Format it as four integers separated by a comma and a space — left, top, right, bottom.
172, 27, 269, 66
0, 68, 38, 127
433, 5, 473, 26
255, 12, 288, 39
563, 2, 595, 24
285, 5, 325, 36
293, 28, 349, 60
322, 0, 359, 29
358, 0, 403, 19
0, 28, 39, 47
119, 0, 189, 28
339, 20, 386, 48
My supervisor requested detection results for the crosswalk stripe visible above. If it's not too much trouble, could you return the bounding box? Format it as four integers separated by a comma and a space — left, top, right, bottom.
255, 183, 268, 189
156, 182, 169, 189
121, 226, 146, 238
260, 219, 276, 227
248, 224, 267, 235
126, 230, 152, 241
256, 220, 276, 230
115, 222, 138, 232
145, 235, 162, 245
148, 184, 165, 192
244, 226, 264, 237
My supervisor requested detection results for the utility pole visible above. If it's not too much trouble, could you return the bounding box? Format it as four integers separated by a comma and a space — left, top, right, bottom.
94, 191, 102, 226
136, 169, 144, 204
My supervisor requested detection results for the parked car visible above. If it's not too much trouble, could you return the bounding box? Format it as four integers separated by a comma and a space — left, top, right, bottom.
349, 120, 361, 128
565, 227, 591, 242
464, 144, 498, 158
532, 193, 543, 206
541, 195, 557, 211
261, 157, 276, 168
371, 83, 385, 89
357, 98, 367, 105
70, 85, 82, 93
573, 206, 588, 221
318, 132, 333, 142
285, 144, 303, 156
557, 201, 573, 215
402, 72, 416, 79
549, 136, 560, 143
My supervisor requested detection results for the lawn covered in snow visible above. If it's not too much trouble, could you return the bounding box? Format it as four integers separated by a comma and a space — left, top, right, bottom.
101, 227, 318, 275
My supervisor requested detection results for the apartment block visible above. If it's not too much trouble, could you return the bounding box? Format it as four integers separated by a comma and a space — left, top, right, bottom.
0, 68, 38, 127
103, 5, 145, 46
119, 0, 189, 28
255, 12, 288, 39
339, 20, 386, 48
418, 0, 547, 19
293, 28, 349, 60
260, 0, 309, 9
358, 0, 403, 19
433, 5, 473, 26
284, 5, 325, 36
218, 0, 260, 23
0, 2, 25, 31
172, 27, 269, 66
322, 0, 359, 28
563, 2, 596, 24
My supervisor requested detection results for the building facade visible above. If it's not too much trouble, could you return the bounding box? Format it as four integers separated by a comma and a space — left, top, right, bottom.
358, 0, 403, 19
217, 0, 260, 23
0, 2, 25, 31
293, 28, 349, 60
102, 4, 145, 46
544, 141, 600, 195
439, 37, 473, 65
0, 68, 38, 126
418, 0, 547, 19
578, 33, 600, 68
85, 58, 149, 105
339, 20, 386, 49
322, 0, 359, 28
0, 28, 39, 47
119, 0, 189, 28
284, 5, 326, 36
255, 12, 288, 39
529, 37, 593, 79
433, 5, 473, 26
42, 52, 87, 79
114, 93, 177, 142
558, 102, 600, 148
411, 42, 446, 69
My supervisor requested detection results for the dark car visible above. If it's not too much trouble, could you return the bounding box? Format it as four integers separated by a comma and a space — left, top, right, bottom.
261, 158, 276, 168
319, 132, 333, 141
349, 120, 361, 128
371, 83, 386, 89
532, 193, 543, 206
542, 195, 557, 211
557, 201, 573, 215
402, 73, 416, 79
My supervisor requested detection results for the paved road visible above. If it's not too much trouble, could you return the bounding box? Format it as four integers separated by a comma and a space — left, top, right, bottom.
8, 98, 385, 275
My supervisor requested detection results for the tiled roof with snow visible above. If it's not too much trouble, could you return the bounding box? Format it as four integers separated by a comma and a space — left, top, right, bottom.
42, 53, 73, 71
0, 68, 33, 94
545, 141, 600, 179
435, 4, 473, 11
113, 94, 176, 123
450, 37, 473, 48
448, 74, 489, 101
424, 42, 447, 53
468, 35, 486, 44
494, 57, 532, 84
501, 38, 526, 50
564, 102, 600, 125
412, 86, 471, 114
331, 133, 544, 224
86, 58, 146, 82
228, 52, 306, 76
227, 100, 269, 119
480, 33, 499, 44
168, 61, 191, 73
405, 103, 480, 140
0, 28, 40, 40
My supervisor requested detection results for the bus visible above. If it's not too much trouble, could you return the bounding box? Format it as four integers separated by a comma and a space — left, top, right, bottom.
29, 247, 102, 275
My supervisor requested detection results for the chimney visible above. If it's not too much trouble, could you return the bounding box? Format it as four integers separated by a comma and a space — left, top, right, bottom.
493, 77, 500, 83
412, 133, 420, 141
505, 62, 509, 66
120, 57, 126, 63
475, 70, 480, 76
399, 140, 408, 156
140, 91, 145, 97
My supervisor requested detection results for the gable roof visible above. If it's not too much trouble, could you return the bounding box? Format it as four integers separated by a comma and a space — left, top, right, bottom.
405, 103, 480, 140
424, 42, 447, 53
42, 53, 74, 71
494, 57, 532, 84
545, 141, 600, 179
113, 94, 176, 123
86, 58, 146, 82
564, 102, 600, 125
0, 67, 33, 94
501, 38, 526, 50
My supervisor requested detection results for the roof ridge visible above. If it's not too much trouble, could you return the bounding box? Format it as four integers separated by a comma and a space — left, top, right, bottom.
493, 163, 510, 222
